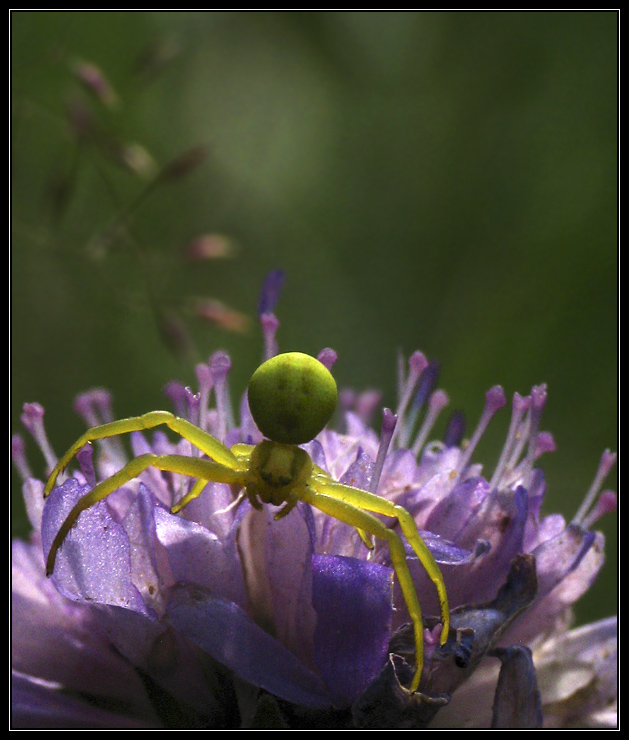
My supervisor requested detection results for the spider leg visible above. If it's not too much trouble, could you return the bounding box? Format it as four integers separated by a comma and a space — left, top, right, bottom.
310, 472, 374, 550
272, 492, 300, 520
44, 411, 241, 497
171, 478, 207, 513
45, 452, 246, 577
310, 477, 449, 650
298, 484, 427, 692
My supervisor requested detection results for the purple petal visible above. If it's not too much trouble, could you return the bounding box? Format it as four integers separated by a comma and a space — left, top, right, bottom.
531, 523, 598, 600
312, 554, 393, 707
12, 671, 155, 729
424, 477, 491, 542
12, 540, 151, 709
41, 479, 149, 614
415, 530, 490, 566
154, 506, 246, 609
119, 485, 163, 610
166, 583, 330, 708
508, 524, 605, 644
340, 448, 375, 491
490, 646, 543, 728
534, 616, 617, 728
91, 604, 233, 723
264, 506, 317, 667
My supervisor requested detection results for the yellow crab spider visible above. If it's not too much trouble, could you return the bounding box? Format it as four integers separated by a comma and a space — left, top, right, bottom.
43, 351, 449, 692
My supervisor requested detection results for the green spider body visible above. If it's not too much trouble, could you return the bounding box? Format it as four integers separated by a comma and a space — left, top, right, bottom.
43, 352, 449, 693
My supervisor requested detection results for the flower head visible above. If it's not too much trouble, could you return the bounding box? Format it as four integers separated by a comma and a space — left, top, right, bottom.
12, 278, 617, 728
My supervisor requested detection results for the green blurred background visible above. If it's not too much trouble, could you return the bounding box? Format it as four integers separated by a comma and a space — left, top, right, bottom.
11, 12, 617, 626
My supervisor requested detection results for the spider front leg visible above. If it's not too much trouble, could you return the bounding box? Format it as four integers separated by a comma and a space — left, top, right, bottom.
44, 411, 240, 498
45, 452, 246, 577
308, 476, 450, 692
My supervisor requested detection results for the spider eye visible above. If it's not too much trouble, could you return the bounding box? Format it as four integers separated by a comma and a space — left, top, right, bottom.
247, 352, 338, 445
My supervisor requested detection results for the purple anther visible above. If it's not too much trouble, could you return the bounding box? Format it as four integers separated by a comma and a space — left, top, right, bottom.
76, 443, 96, 488
486, 385, 507, 413
317, 348, 337, 371
409, 350, 429, 378
382, 407, 398, 434
210, 351, 231, 380
20, 402, 45, 434
93, 388, 115, 423
257, 269, 285, 316
443, 410, 466, 448
163, 381, 187, 418
73, 388, 113, 428
523, 384, 548, 471
392, 351, 428, 446
184, 387, 201, 427
413, 361, 441, 409
429, 389, 450, 415
11, 434, 32, 481
338, 388, 356, 413
530, 384, 548, 412
355, 390, 382, 425
210, 351, 234, 440
599, 449, 618, 478
581, 490, 618, 529
514, 392, 532, 415
534, 431, 556, 458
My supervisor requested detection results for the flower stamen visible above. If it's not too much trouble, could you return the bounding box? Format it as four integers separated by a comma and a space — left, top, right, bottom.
260, 312, 280, 361
392, 351, 428, 446
573, 449, 618, 526
455, 385, 506, 476
411, 389, 450, 458
400, 360, 440, 449
73, 389, 126, 468
20, 402, 58, 475
490, 392, 531, 489
195, 361, 214, 432
11, 434, 32, 482
317, 347, 337, 371
209, 351, 233, 442
370, 408, 397, 494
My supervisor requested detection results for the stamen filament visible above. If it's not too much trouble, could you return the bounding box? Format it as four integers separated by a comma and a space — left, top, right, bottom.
580, 490, 617, 529
573, 449, 617, 525
195, 362, 213, 433
20, 403, 58, 474
210, 352, 233, 441
370, 408, 397, 494
455, 386, 506, 475
411, 390, 450, 458
490, 392, 530, 489
392, 351, 428, 447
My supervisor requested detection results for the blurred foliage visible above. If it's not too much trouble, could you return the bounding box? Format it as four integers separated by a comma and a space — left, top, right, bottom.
11, 11, 617, 625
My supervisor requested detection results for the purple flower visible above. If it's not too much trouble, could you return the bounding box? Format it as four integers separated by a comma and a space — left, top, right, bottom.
12, 310, 616, 728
